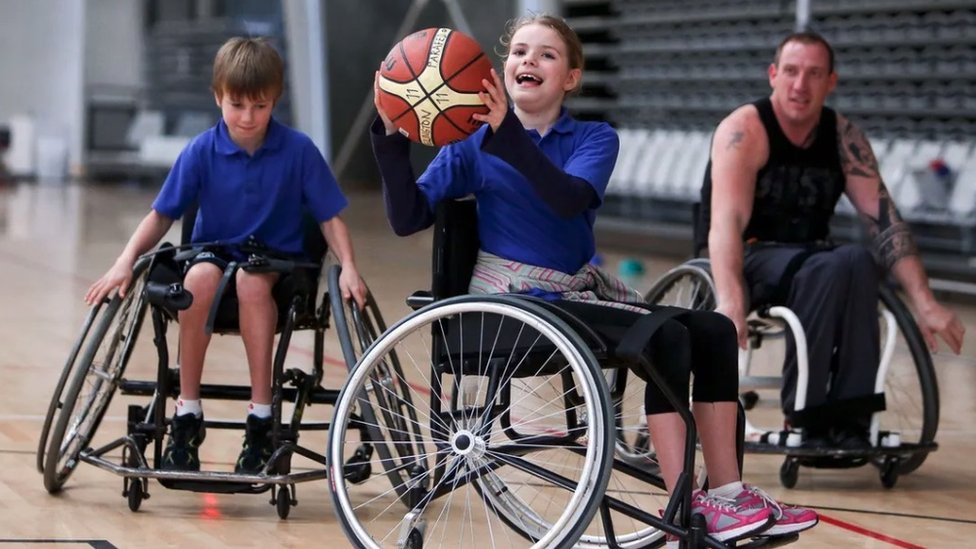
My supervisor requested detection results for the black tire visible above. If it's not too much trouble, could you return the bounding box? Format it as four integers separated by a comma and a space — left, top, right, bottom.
42, 258, 150, 493
127, 478, 145, 512
780, 458, 799, 489
37, 306, 101, 473
878, 285, 937, 475
276, 485, 292, 519
328, 264, 387, 370
328, 265, 423, 498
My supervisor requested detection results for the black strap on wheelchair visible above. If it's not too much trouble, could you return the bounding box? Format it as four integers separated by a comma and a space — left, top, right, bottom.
789, 393, 887, 431
205, 260, 239, 335
615, 306, 688, 365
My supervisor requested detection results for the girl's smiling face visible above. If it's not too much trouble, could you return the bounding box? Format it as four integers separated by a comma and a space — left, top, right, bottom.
503, 23, 581, 113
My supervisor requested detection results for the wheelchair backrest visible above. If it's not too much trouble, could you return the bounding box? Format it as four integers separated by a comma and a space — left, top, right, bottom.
432, 198, 480, 300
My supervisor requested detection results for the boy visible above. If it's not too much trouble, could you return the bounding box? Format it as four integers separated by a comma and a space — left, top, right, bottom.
86, 37, 366, 474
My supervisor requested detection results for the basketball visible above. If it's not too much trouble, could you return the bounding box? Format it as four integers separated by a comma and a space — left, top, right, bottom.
378, 27, 493, 147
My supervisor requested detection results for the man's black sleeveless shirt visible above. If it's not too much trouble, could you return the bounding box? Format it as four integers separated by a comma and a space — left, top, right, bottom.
697, 97, 846, 251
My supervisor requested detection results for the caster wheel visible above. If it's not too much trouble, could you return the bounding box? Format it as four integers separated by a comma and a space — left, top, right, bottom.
276, 485, 292, 519
343, 450, 372, 484
127, 479, 144, 512
780, 458, 799, 489
880, 458, 899, 489
740, 390, 760, 410
404, 528, 423, 549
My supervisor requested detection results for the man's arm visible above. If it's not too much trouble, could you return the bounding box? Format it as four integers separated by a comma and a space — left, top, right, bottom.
708, 106, 768, 348
838, 114, 964, 353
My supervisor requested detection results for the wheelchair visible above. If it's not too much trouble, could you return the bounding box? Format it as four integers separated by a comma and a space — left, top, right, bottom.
644, 255, 938, 489
326, 200, 797, 549
37, 211, 388, 518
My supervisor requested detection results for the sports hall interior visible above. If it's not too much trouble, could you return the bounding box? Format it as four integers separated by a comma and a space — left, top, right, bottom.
1, 0, 975, 547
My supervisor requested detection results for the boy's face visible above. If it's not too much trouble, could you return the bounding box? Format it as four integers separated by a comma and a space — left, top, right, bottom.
215, 90, 274, 148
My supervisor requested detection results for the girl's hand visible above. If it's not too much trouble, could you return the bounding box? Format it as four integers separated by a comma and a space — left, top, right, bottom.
374, 69, 398, 136
473, 68, 507, 133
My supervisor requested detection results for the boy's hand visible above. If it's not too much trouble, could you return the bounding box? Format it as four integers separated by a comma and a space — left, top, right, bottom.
374, 69, 398, 136
473, 68, 507, 133
339, 264, 367, 310
85, 259, 134, 306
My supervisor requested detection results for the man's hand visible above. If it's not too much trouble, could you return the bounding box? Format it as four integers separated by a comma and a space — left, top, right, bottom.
715, 302, 749, 349
915, 300, 965, 354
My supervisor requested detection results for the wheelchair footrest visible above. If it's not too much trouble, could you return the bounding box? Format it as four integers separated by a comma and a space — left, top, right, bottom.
158, 478, 270, 494
735, 532, 800, 548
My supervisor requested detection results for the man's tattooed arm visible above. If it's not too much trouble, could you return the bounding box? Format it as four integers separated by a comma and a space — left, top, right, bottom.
838, 116, 919, 270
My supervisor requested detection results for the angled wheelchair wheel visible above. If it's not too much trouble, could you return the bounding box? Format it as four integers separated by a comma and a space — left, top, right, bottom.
328, 295, 614, 548
643, 258, 716, 311
328, 264, 387, 369
41, 257, 150, 493
878, 285, 937, 475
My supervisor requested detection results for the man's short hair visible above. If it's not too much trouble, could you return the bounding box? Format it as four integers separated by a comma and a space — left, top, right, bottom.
774, 31, 835, 74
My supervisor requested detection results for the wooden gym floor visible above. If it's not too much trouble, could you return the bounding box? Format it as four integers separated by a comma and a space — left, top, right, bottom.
0, 182, 974, 548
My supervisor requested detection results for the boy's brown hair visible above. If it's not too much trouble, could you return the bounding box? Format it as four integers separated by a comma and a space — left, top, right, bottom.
211, 37, 284, 100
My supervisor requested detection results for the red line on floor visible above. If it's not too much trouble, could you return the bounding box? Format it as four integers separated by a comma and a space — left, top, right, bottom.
819, 513, 926, 549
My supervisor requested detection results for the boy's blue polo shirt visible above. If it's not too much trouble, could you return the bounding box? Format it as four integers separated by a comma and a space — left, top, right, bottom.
417, 110, 618, 274
153, 117, 347, 256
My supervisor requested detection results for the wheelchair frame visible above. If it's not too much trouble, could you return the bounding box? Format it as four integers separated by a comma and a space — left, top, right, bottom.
37, 242, 388, 518
325, 201, 795, 549
644, 257, 939, 489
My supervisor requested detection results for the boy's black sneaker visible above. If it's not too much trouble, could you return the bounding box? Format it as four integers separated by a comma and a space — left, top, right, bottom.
161, 413, 206, 471
235, 415, 275, 474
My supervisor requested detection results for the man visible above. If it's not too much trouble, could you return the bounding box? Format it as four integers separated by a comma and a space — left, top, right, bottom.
701, 31, 964, 448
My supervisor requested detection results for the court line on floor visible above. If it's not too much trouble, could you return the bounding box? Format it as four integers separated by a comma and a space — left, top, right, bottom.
0, 541, 118, 548
815, 505, 976, 525
817, 513, 926, 549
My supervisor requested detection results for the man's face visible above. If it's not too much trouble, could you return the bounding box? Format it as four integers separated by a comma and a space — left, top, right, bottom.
768, 41, 837, 127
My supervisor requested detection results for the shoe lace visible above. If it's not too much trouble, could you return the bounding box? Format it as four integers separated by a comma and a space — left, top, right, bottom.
697, 492, 739, 513
746, 485, 784, 516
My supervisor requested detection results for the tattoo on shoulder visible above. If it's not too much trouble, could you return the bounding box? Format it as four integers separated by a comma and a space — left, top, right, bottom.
838, 117, 880, 179
726, 131, 744, 151
860, 186, 918, 269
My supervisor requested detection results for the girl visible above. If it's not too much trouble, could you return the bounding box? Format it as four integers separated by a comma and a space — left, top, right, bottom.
370, 14, 817, 546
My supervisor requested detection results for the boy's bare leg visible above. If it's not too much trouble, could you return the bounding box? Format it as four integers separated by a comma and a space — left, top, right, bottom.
236, 271, 278, 405
178, 263, 223, 399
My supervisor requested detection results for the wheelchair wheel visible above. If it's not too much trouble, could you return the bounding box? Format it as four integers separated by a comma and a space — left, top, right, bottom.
37, 306, 101, 473
878, 285, 937, 475
328, 264, 387, 369
328, 295, 614, 548
41, 257, 150, 493
643, 258, 716, 311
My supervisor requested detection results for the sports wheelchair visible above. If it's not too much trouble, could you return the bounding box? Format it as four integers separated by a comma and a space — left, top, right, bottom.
644, 256, 937, 489
326, 200, 797, 549
37, 212, 388, 518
